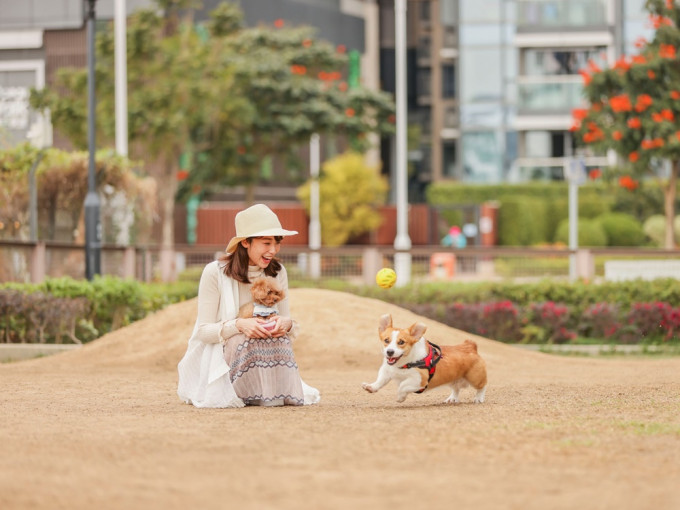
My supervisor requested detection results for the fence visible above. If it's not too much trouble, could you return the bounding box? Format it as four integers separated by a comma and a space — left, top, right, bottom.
2, 239, 679, 285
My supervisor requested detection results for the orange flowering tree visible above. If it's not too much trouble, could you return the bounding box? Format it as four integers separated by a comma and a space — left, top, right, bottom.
572, 0, 680, 248
199, 3, 395, 203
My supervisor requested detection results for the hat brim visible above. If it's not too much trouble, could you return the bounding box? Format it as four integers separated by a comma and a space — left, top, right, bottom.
226, 228, 298, 253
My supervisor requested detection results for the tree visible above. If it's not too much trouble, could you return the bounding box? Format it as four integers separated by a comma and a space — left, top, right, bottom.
572, 0, 680, 248
184, 3, 395, 203
296, 152, 388, 246
31, 0, 249, 280
31, 0, 395, 279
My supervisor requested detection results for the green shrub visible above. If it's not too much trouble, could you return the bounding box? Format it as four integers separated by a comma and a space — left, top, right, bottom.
643, 215, 666, 246
597, 213, 645, 246
555, 218, 608, 247
497, 197, 548, 245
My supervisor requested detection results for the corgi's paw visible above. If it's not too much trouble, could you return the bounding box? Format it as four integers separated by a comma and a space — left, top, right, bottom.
396, 393, 408, 403
362, 383, 376, 393
443, 395, 459, 404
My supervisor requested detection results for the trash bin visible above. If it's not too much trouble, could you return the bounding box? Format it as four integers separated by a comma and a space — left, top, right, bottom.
430, 252, 456, 279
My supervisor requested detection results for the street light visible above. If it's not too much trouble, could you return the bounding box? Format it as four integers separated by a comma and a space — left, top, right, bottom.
85, 0, 101, 280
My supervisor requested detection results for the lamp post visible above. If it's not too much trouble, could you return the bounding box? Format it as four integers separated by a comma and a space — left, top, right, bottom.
308, 133, 321, 279
393, 0, 411, 286
84, 0, 101, 280
114, 0, 128, 157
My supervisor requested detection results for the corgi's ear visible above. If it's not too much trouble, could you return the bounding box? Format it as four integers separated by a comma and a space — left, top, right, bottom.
409, 322, 427, 339
378, 314, 392, 333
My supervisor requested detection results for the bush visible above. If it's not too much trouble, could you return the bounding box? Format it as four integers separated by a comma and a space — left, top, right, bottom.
0, 276, 198, 344
497, 197, 548, 245
625, 302, 680, 342
527, 301, 577, 343
597, 212, 645, 246
554, 218, 608, 247
642, 215, 667, 246
579, 302, 621, 339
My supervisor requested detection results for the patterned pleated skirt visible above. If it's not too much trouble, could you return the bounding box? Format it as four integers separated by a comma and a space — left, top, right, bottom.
223, 334, 304, 406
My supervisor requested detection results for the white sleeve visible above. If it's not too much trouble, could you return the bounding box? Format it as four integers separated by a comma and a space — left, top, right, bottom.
192, 262, 229, 344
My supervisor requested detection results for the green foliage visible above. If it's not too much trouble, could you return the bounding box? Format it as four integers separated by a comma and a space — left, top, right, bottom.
30, 1, 395, 251
643, 214, 668, 246
597, 212, 646, 246
0, 276, 198, 343
555, 218, 608, 247
426, 181, 617, 245
313, 277, 680, 342
496, 197, 548, 246
297, 152, 388, 246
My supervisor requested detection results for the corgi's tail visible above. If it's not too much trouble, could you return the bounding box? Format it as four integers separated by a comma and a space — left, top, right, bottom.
463, 339, 478, 353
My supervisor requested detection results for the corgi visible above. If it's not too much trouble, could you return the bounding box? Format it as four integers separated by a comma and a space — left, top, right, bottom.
362, 314, 487, 404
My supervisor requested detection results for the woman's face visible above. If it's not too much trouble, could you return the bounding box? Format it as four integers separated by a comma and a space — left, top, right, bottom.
242, 236, 281, 268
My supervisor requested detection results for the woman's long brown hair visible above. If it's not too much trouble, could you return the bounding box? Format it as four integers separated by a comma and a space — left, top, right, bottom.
218, 236, 283, 284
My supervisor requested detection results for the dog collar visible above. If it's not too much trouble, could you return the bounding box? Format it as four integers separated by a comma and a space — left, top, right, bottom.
400, 341, 442, 393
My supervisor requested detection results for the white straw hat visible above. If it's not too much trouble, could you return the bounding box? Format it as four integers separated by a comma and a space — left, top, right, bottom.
226, 204, 298, 253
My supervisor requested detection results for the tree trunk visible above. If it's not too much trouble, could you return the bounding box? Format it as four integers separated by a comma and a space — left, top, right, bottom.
663, 160, 679, 249
159, 155, 179, 282
147, 154, 179, 282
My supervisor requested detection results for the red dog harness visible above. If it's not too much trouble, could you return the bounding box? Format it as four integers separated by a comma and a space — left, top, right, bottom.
400, 341, 442, 393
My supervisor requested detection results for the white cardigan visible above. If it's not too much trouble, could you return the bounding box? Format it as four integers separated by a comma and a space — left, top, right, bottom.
177, 260, 319, 408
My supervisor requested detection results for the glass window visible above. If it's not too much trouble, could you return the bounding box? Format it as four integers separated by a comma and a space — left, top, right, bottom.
442, 140, 458, 178
444, 106, 458, 128
440, 0, 457, 26
420, 1, 431, 21
522, 48, 607, 76
417, 67, 431, 97
460, 24, 503, 46
442, 26, 457, 48
461, 0, 502, 23
462, 131, 502, 182
461, 47, 501, 102
417, 35, 431, 60
442, 64, 456, 98
624, 0, 648, 18
461, 103, 503, 128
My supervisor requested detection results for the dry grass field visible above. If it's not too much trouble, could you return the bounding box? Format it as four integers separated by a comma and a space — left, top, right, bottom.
1, 288, 679, 510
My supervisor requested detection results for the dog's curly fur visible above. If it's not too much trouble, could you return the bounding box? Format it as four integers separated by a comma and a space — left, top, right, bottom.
238, 276, 285, 319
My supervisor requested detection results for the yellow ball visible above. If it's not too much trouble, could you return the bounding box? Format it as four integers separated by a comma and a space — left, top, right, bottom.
376, 268, 397, 289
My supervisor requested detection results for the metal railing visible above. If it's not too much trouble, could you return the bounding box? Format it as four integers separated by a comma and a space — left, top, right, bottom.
2, 240, 679, 285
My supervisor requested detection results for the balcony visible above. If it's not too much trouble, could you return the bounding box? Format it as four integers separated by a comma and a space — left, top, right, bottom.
517, 77, 585, 114
517, 0, 608, 30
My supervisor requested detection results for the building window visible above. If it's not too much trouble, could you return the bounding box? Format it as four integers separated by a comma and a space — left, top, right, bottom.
420, 1, 431, 22
440, 0, 457, 27
417, 35, 431, 60
522, 48, 606, 76
462, 131, 502, 182
461, 47, 501, 102
524, 131, 567, 158
442, 64, 456, 98
444, 106, 458, 128
417, 67, 432, 99
442, 140, 458, 178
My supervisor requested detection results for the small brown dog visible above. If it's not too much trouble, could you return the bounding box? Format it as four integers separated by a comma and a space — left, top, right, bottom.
362, 314, 487, 404
238, 277, 285, 331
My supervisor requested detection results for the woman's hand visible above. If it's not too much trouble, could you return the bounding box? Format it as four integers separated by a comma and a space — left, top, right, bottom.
266, 316, 292, 338
236, 316, 291, 339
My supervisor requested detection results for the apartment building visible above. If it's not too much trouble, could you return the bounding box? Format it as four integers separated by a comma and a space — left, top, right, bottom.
394, 0, 652, 192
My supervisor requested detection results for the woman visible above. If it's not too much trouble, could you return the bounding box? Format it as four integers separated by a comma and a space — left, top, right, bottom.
177, 204, 320, 408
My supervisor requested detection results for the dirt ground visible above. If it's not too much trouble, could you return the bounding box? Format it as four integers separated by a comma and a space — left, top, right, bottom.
1, 288, 679, 510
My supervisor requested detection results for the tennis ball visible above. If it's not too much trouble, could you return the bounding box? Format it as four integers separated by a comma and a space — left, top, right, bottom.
376, 268, 397, 289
